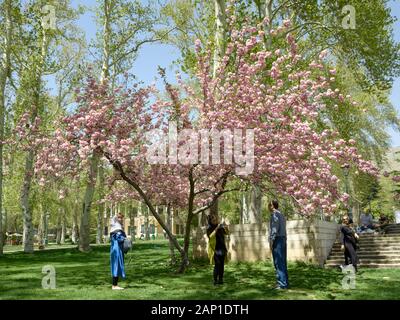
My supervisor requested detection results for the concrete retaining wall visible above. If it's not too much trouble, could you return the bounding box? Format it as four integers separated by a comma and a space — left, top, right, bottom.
192, 220, 339, 266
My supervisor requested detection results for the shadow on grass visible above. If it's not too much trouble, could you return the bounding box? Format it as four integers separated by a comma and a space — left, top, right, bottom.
3, 241, 395, 300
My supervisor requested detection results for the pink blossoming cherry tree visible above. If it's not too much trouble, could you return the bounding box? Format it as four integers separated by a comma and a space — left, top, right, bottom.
20, 18, 378, 272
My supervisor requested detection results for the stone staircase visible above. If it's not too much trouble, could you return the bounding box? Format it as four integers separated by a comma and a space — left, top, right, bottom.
325, 223, 400, 268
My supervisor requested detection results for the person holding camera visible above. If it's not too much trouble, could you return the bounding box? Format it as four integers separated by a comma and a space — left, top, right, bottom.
340, 215, 359, 273
207, 214, 230, 285
110, 213, 127, 290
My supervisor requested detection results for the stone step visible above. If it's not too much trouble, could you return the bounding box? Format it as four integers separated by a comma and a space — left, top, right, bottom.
357, 240, 400, 243
326, 258, 400, 264
325, 263, 400, 268
331, 245, 400, 250
332, 242, 400, 247
358, 234, 400, 239
325, 224, 400, 268
359, 236, 400, 240
357, 237, 400, 241
332, 246, 400, 251
330, 251, 400, 257
328, 254, 400, 261
331, 249, 400, 255
358, 238, 400, 242
330, 250, 400, 256
332, 244, 400, 249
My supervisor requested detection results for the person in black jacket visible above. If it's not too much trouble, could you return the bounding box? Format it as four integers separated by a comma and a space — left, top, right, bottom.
207, 215, 229, 285
340, 215, 359, 273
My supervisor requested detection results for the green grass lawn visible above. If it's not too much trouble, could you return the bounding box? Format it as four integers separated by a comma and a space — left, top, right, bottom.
1, 239, 400, 300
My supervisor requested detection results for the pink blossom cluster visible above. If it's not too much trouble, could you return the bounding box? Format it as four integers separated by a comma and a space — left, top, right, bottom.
30, 19, 378, 216
190, 20, 377, 215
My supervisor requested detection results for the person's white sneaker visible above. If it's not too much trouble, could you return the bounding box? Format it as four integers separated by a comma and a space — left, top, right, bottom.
112, 286, 124, 290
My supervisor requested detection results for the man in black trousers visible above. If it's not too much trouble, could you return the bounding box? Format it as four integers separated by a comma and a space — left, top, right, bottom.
269, 200, 289, 289
340, 215, 358, 272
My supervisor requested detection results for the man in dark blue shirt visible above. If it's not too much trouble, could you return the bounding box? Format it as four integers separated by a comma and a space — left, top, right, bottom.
269, 200, 289, 289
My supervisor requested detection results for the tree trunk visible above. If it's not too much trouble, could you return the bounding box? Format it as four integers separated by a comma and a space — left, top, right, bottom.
105, 154, 184, 255
0, 0, 12, 256
72, 199, 79, 244
21, 19, 48, 254
213, 0, 227, 77
101, 0, 111, 82
77, 0, 110, 251
79, 153, 100, 252
145, 206, 150, 240
37, 208, 44, 248
178, 168, 197, 273
61, 207, 66, 244
21, 149, 35, 253
209, 0, 227, 220
0, 209, 3, 254
263, 0, 273, 49
56, 208, 62, 245
241, 185, 263, 224
1, 208, 7, 249
44, 212, 48, 246
179, 210, 194, 273
96, 164, 105, 244
166, 204, 176, 264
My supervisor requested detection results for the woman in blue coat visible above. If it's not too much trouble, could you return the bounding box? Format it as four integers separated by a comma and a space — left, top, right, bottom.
110, 213, 126, 290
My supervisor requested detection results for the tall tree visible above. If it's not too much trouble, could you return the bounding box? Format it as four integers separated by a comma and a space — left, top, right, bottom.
20, 14, 49, 253
0, 0, 13, 255
14, 1, 83, 253
34, 19, 378, 274
78, 0, 168, 252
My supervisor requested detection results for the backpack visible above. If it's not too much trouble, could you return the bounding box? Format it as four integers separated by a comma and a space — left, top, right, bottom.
123, 238, 132, 254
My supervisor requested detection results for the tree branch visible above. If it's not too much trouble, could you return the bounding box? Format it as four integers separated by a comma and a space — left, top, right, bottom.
109, 27, 177, 68
193, 187, 241, 216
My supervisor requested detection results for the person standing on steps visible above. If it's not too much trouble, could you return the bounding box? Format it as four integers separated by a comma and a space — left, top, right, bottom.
110, 213, 127, 290
340, 215, 359, 273
269, 200, 289, 290
207, 214, 230, 286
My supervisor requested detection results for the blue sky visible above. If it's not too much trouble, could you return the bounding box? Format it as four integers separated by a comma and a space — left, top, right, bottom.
387, 0, 400, 147
71, 0, 181, 85
59, 0, 400, 146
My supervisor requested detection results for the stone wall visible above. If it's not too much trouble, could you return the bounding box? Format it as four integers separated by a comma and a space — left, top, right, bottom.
192, 220, 339, 266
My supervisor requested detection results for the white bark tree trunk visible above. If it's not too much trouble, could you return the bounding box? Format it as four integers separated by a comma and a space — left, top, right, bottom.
21, 149, 35, 253
145, 205, 150, 240
209, 0, 227, 220
167, 204, 176, 264
1, 209, 7, 249
239, 1, 274, 224
37, 205, 45, 248
213, 0, 227, 77
72, 199, 79, 244
0, 0, 12, 256
21, 21, 48, 253
56, 208, 62, 245
96, 165, 105, 244
78, 0, 110, 252
79, 153, 100, 252
241, 186, 263, 224
61, 207, 66, 244
44, 211, 48, 246
262, 0, 273, 49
